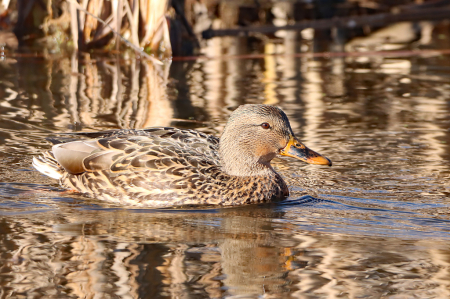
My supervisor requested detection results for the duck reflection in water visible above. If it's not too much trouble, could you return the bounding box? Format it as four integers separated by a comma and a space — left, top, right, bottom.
3, 206, 294, 298
33, 104, 331, 208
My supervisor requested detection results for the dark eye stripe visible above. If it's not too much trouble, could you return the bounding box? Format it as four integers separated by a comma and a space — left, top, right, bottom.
261, 122, 270, 129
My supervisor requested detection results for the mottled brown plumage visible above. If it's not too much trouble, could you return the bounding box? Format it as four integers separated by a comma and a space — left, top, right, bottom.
33, 104, 331, 208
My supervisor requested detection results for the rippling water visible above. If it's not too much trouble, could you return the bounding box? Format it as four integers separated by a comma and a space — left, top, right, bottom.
1, 33, 450, 298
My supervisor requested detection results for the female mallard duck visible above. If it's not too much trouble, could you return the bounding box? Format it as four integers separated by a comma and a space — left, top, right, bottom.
33, 104, 331, 207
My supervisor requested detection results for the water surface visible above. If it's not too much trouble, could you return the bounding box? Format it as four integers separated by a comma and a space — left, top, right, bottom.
1, 36, 450, 298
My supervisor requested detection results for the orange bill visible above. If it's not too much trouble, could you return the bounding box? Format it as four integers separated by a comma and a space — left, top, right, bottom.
280, 136, 332, 166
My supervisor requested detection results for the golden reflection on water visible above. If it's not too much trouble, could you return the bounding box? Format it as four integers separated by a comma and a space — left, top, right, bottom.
47, 53, 172, 130
1, 208, 450, 298
1, 34, 450, 297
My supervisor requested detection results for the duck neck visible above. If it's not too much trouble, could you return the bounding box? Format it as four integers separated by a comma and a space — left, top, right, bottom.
219, 140, 276, 177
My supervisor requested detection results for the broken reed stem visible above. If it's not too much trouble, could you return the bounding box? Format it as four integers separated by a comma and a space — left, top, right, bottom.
66, 0, 163, 65
69, 1, 79, 49
113, 0, 123, 52
124, 0, 139, 46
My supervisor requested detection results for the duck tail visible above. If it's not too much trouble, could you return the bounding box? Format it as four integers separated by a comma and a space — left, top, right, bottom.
32, 151, 63, 180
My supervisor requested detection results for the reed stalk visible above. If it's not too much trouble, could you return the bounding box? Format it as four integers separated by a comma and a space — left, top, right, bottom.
66, 0, 168, 63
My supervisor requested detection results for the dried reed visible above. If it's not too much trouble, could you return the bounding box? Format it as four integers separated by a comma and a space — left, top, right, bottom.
4, 0, 171, 60
66, 0, 170, 60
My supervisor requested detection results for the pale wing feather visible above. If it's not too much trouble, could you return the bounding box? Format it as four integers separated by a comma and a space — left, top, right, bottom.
52, 140, 102, 174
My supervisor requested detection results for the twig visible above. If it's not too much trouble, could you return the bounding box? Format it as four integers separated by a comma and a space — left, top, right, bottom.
66, 0, 163, 65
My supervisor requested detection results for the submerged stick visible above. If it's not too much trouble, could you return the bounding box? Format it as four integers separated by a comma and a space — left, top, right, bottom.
66, 0, 163, 65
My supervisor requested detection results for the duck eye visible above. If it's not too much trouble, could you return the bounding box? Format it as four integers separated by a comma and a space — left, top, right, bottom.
261, 122, 271, 129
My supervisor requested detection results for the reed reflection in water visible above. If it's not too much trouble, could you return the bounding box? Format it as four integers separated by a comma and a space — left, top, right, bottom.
2, 207, 450, 298
1, 34, 450, 298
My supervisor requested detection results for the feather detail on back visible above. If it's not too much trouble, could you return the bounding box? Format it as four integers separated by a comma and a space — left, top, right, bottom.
33, 127, 287, 208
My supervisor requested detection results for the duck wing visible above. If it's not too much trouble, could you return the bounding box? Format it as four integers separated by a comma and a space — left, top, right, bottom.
46, 127, 223, 206
50, 127, 220, 174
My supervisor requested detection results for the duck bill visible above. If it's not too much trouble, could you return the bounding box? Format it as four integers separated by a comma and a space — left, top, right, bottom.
280, 136, 332, 166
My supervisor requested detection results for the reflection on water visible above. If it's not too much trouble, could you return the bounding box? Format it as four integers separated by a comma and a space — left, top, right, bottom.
1, 33, 450, 297
1, 205, 450, 298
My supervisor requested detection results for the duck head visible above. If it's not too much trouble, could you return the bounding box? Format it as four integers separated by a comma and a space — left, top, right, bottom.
219, 104, 331, 176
